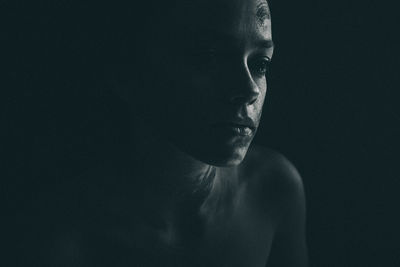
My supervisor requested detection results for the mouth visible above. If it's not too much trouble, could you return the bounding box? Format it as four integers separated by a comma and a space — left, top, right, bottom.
226, 122, 255, 136
211, 122, 256, 137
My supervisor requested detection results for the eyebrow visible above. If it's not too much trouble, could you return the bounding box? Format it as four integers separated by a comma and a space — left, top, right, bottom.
196, 29, 274, 47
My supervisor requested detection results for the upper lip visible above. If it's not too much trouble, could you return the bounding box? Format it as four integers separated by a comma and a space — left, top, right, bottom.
212, 117, 256, 130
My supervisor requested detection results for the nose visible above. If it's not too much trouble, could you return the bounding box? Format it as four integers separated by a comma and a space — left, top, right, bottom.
228, 61, 260, 106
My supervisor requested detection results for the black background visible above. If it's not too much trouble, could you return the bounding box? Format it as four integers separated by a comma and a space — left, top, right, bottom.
255, 0, 399, 266
4, 0, 400, 266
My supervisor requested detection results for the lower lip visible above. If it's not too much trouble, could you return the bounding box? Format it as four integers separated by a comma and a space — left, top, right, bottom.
228, 126, 253, 136
213, 125, 254, 137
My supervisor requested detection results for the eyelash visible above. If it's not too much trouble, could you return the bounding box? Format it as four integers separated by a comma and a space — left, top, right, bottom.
250, 57, 271, 77
190, 50, 272, 77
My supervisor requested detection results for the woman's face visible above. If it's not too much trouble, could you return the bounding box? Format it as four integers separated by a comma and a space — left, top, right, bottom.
143, 0, 274, 166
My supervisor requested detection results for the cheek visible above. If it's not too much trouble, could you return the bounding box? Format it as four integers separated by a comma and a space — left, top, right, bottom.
256, 78, 267, 102
172, 66, 218, 106
160, 69, 216, 129
165, 56, 215, 96
252, 79, 267, 120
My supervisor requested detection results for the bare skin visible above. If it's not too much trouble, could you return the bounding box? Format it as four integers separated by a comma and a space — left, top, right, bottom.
45, 143, 307, 267
39, 0, 308, 266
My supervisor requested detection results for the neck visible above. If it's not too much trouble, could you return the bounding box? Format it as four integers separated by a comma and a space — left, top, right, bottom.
128, 131, 222, 207
96, 127, 237, 236
125, 133, 228, 234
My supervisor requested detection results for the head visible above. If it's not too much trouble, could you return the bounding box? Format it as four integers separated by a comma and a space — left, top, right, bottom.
112, 0, 274, 166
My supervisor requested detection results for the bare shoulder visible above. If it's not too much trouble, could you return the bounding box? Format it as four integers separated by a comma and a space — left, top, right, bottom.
240, 145, 304, 198
239, 145, 308, 266
238, 145, 306, 223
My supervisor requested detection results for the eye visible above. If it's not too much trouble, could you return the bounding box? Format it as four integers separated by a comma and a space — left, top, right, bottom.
251, 57, 271, 77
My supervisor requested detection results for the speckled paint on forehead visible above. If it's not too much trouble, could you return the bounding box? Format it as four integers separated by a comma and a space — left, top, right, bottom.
255, 1, 271, 27
233, 0, 272, 45
181, 0, 271, 33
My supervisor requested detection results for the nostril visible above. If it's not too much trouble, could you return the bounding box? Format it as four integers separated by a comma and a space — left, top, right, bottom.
228, 69, 260, 105
248, 98, 257, 105
229, 94, 258, 106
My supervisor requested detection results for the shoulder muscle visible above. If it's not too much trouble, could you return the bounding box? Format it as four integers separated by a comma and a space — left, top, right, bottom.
241, 145, 308, 266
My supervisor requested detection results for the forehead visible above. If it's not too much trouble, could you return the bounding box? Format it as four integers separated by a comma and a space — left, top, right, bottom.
172, 0, 272, 40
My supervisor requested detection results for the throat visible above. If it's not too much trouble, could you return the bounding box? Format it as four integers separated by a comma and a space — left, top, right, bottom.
146, 167, 225, 249
184, 165, 217, 199
133, 135, 218, 200
123, 135, 237, 245
162, 166, 219, 242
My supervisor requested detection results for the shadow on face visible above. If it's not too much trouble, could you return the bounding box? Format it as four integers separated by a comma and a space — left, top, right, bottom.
112, 0, 274, 166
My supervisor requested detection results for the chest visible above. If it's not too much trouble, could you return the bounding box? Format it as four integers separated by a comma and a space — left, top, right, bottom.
199, 195, 275, 267
82, 195, 275, 267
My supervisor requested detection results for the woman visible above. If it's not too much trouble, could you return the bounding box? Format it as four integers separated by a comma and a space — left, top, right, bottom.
12, 0, 308, 266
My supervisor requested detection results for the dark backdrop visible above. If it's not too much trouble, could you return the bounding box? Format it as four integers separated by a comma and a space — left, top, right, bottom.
4, 0, 399, 266
255, 0, 399, 266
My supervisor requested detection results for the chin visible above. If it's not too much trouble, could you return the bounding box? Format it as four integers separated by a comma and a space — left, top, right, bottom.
197, 143, 251, 167
166, 129, 253, 167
